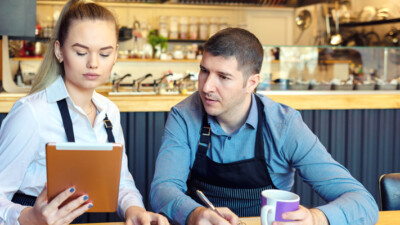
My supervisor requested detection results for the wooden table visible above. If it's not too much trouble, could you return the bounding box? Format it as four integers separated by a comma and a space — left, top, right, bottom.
77, 210, 400, 225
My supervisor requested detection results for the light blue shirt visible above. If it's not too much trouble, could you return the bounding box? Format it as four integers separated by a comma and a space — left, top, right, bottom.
150, 92, 379, 225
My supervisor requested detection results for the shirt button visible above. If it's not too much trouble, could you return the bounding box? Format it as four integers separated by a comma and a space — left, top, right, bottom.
227, 136, 231, 140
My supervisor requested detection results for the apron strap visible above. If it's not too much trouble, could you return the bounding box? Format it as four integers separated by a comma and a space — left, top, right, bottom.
254, 95, 264, 159
56, 98, 115, 143
198, 103, 211, 155
57, 98, 75, 142
103, 114, 115, 143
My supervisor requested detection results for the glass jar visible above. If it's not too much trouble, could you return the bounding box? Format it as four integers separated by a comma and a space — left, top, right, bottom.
199, 17, 208, 40
189, 17, 198, 40
208, 17, 219, 38
179, 16, 189, 39
169, 16, 178, 39
159, 16, 168, 38
219, 17, 228, 31
173, 45, 184, 59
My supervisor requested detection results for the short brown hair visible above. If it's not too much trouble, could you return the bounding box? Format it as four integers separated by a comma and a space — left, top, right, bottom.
203, 28, 263, 79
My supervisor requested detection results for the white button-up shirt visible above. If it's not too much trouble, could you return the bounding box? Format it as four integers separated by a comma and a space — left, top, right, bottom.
0, 76, 144, 225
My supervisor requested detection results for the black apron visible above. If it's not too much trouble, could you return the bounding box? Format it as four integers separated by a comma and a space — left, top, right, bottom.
186, 95, 277, 217
12, 98, 115, 206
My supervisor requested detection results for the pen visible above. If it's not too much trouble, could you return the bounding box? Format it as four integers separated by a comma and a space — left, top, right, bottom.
196, 190, 225, 218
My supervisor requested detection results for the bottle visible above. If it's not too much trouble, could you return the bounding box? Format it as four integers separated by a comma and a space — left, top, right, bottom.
169, 16, 179, 39
179, 16, 189, 39
218, 17, 228, 31
131, 36, 139, 58
159, 16, 169, 38
189, 17, 198, 40
14, 62, 24, 87
208, 17, 219, 38
199, 17, 208, 40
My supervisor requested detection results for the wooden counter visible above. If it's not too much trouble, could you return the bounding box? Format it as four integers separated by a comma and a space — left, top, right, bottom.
75, 211, 400, 225
0, 91, 399, 113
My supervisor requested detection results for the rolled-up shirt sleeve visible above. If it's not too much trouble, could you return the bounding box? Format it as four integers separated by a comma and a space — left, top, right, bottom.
150, 107, 202, 225
280, 111, 379, 225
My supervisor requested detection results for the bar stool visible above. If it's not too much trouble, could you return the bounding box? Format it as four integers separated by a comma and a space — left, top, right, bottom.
379, 173, 400, 210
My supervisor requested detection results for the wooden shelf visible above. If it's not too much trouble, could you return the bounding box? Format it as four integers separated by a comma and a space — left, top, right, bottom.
1, 92, 399, 113
340, 18, 400, 28
168, 39, 206, 43
37, 0, 295, 10
11, 57, 200, 63
263, 59, 351, 64
12, 57, 43, 61
116, 58, 200, 62
12, 57, 351, 64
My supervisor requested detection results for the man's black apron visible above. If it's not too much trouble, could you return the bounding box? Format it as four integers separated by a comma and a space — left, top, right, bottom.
186, 95, 277, 217
12, 98, 115, 207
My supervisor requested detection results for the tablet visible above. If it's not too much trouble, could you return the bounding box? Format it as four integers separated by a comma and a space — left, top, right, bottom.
46, 142, 123, 212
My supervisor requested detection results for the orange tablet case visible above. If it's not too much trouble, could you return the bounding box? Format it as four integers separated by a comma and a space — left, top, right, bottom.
46, 142, 123, 212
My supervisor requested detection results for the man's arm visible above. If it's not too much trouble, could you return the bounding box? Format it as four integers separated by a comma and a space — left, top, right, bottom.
150, 107, 203, 225
281, 111, 379, 225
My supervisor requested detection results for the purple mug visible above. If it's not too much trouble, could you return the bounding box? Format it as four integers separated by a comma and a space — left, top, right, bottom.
261, 189, 300, 225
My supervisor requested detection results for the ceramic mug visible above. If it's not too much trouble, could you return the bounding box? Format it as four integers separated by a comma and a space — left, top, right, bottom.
261, 189, 300, 225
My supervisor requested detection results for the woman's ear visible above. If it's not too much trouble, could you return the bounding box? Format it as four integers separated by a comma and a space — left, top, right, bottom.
54, 40, 63, 63
114, 44, 119, 65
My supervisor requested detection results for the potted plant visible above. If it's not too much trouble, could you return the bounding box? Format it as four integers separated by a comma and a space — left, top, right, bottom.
147, 29, 168, 59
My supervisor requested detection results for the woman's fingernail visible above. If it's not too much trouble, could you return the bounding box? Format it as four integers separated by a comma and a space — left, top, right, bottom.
88, 204, 93, 209
70, 187, 75, 193
83, 195, 89, 201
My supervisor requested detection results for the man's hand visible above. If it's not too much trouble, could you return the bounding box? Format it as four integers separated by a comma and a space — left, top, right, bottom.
272, 205, 329, 225
187, 206, 239, 225
125, 206, 169, 225
18, 185, 92, 225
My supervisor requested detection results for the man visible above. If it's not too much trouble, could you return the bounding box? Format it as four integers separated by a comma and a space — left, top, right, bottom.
150, 28, 378, 225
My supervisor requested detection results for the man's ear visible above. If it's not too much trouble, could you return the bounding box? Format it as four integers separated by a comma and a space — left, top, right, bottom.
246, 73, 261, 93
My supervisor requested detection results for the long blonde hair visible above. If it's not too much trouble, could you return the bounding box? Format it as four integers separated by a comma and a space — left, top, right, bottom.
30, 0, 118, 94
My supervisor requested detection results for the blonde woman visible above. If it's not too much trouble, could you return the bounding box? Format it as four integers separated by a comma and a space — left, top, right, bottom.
0, 1, 168, 225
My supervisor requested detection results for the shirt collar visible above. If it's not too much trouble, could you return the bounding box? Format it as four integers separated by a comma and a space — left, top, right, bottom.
45, 76, 106, 113
246, 94, 258, 129
46, 76, 70, 103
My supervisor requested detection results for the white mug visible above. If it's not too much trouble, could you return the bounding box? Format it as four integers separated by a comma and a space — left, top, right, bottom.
261, 189, 300, 225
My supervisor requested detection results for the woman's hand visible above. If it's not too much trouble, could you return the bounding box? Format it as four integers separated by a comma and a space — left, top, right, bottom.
125, 206, 169, 225
18, 184, 92, 225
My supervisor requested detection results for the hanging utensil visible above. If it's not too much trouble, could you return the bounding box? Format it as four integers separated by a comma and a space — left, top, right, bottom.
295, 9, 312, 44
323, 4, 331, 44
330, 1, 342, 45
